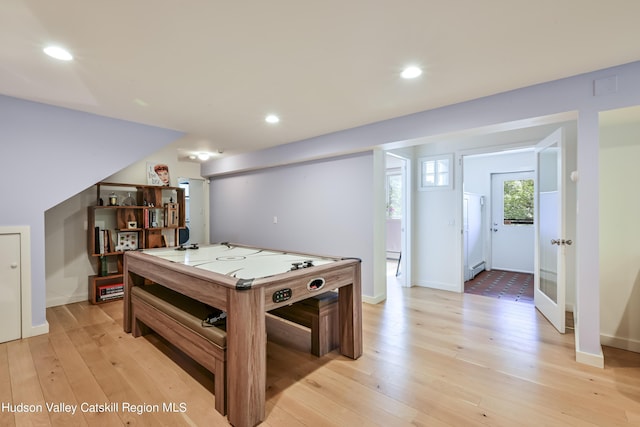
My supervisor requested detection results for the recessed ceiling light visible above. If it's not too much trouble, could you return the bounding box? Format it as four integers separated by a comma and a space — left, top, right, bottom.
265, 114, 280, 124
197, 152, 211, 161
43, 45, 73, 61
401, 66, 422, 79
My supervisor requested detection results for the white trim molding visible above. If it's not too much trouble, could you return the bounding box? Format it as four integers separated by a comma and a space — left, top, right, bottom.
575, 321, 604, 368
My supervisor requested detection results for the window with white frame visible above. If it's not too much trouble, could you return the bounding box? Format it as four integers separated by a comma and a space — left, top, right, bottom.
419, 154, 453, 190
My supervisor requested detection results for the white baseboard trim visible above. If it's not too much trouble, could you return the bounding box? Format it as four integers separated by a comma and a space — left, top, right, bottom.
25, 321, 49, 338
46, 293, 88, 308
575, 348, 604, 368
574, 321, 604, 368
363, 293, 387, 304
414, 280, 459, 293
600, 333, 640, 354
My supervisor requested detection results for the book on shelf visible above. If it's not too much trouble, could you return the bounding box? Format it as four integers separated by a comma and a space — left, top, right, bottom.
98, 283, 124, 295
98, 293, 124, 302
97, 283, 124, 301
103, 229, 112, 253
95, 226, 102, 254
94, 227, 114, 255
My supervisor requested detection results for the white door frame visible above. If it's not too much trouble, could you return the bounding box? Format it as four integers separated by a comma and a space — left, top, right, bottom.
385, 152, 411, 287
458, 145, 536, 292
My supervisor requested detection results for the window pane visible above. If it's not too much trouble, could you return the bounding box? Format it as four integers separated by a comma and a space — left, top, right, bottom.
437, 171, 449, 186
387, 174, 402, 219
424, 161, 435, 174
503, 179, 534, 225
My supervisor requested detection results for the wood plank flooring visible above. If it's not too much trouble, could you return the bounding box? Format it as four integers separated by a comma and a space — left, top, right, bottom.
2, 286, 640, 426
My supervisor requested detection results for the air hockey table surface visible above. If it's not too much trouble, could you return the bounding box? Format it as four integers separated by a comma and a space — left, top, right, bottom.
142, 242, 338, 281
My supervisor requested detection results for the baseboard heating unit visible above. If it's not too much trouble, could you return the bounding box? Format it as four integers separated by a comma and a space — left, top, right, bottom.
469, 261, 486, 280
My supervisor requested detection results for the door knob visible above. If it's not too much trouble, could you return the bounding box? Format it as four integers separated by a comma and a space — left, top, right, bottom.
551, 239, 573, 246
10, 262, 18, 269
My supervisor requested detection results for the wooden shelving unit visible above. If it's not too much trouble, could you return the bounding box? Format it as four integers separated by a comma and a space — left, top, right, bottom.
87, 182, 186, 304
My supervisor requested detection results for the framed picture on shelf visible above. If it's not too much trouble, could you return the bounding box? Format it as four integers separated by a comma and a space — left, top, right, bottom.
147, 162, 171, 186
116, 231, 138, 251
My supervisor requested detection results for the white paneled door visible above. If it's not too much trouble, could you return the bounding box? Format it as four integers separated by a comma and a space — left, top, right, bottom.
0, 233, 21, 342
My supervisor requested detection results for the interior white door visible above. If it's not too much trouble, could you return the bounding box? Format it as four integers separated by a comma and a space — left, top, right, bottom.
490, 171, 535, 272
535, 128, 567, 333
0, 233, 21, 343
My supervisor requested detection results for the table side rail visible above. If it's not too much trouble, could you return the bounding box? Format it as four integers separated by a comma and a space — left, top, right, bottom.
125, 253, 230, 309
263, 264, 358, 311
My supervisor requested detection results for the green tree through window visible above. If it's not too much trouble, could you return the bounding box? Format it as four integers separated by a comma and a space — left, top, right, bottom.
503, 179, 534, 225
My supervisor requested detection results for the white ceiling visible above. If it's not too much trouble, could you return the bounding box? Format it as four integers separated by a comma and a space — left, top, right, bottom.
2, 1, 640, 160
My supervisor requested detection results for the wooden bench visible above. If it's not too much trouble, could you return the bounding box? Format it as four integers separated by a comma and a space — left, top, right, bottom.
130, 284, 227, 415
267, 291, 339, 357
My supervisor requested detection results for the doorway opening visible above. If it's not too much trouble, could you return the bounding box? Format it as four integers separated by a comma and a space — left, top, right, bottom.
461, 150, 536, 305
385, 153, 409, 290
177, 177, 207, 246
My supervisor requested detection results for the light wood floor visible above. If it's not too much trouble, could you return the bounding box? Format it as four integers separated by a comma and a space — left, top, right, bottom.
2, 285, 640, 426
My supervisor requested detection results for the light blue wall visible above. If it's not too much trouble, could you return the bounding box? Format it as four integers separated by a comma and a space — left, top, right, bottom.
0, 95, 183, 333
203, 60, 640, 365
210, 153, 374, 294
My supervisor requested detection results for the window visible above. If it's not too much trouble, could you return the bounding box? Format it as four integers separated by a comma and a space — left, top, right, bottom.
503, 179, 534, 225
386, 170, 402, 219
419, 154, 453, 190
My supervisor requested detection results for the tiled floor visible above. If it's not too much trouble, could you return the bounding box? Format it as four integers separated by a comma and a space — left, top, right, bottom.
386, 261, 534, 305
464, 269, 534, 303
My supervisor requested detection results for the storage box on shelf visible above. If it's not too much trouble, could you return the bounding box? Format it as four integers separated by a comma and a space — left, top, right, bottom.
87, 182, 186, 304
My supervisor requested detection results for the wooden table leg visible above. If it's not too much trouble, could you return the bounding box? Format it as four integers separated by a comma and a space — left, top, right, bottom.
338, 263, 363, 359
226, 287, 266, 427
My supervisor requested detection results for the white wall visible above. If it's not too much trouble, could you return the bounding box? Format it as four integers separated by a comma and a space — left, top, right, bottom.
599, 116, 640, 352
0, 95, 183, 334
411, 154, 460, 291
209, 153, 375, 299
202, 61, 640, 366
44, 141, 204, 307
464, 150, 535, 274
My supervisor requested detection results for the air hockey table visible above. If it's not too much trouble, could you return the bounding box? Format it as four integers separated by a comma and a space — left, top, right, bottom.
123, 242, 362, 427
